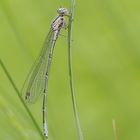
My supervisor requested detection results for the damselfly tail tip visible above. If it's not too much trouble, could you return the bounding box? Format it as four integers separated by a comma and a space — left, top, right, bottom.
44, 130, 48, 139
44, 134, 48, 139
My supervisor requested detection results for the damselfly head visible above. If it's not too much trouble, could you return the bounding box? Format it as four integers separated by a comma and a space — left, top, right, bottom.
57, 8, 69, 16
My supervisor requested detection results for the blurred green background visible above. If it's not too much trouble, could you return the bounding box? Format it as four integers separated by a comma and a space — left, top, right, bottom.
0, 0, 140, 140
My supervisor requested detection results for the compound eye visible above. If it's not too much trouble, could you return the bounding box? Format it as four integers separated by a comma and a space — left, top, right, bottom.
57, 8, 68, 16
61, 11, 64, 15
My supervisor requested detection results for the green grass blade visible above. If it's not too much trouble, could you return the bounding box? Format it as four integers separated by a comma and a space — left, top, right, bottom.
112, 119, 119, 140
0, 59, 45, 140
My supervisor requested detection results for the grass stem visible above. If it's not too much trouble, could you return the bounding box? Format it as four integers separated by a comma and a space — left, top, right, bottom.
68, 1, 84, 140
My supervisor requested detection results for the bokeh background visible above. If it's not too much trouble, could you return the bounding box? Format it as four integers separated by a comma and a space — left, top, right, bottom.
0, 0, 140, 140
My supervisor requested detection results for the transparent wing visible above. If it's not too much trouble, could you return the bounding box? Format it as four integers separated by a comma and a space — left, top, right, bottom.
21, 29, 54, 103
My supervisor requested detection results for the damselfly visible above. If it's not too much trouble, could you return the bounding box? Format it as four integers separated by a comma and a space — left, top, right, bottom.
21, 8, 69, 138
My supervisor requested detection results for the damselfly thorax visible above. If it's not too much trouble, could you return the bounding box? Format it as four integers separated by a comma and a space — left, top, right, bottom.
51, 16, 65, 31
51, 7, 69, 31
